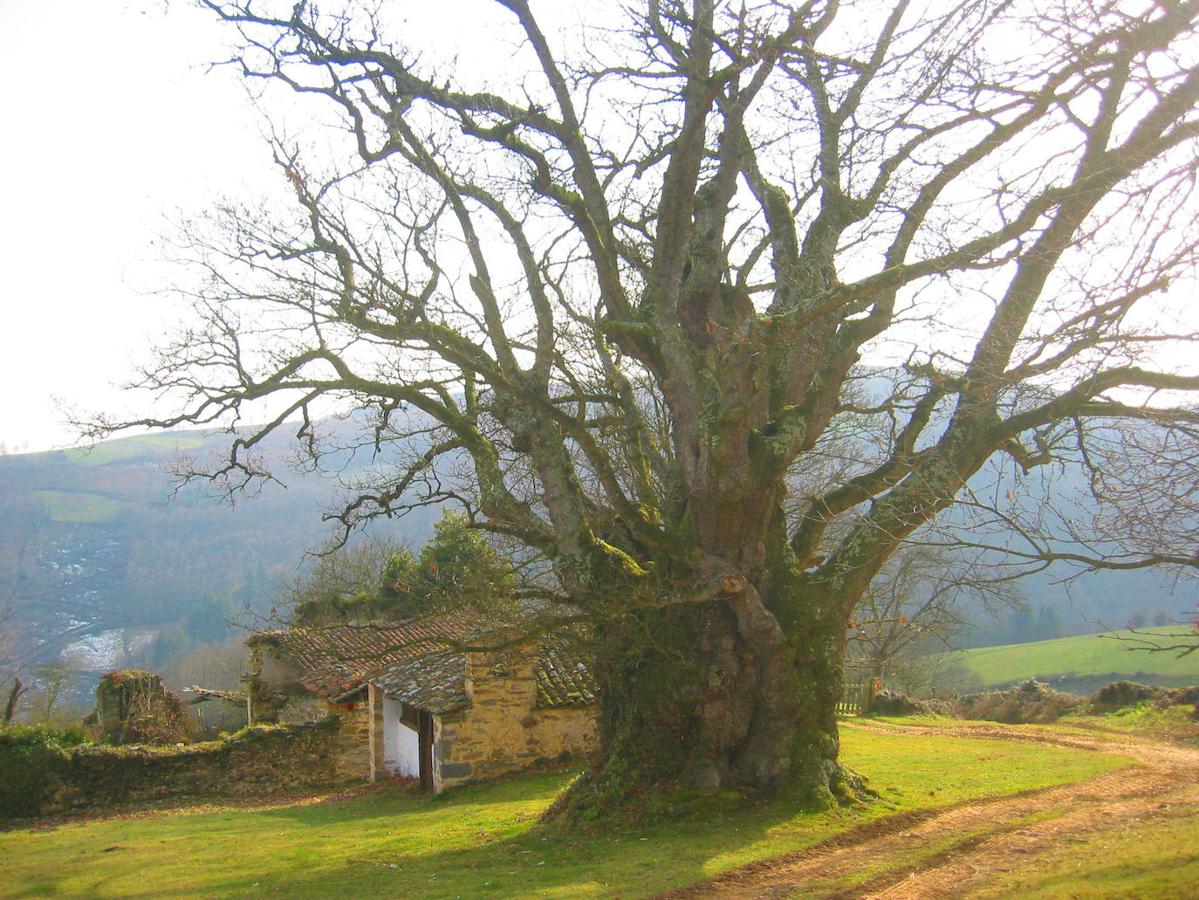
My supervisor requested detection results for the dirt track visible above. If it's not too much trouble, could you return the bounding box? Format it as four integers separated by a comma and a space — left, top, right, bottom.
665, 721, 1199, 899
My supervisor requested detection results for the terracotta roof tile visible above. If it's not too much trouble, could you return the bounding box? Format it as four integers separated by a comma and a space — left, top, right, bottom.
249, 614, 474, 698
254, 614, 597, 712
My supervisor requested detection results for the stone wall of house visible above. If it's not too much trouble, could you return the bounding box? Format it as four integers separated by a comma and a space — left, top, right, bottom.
327, 695, 372, 781
433, 649, 596, 791
1, 716, 367, 823
525, 705, 597, 763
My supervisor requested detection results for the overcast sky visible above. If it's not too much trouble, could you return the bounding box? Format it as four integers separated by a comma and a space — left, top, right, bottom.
0, 1, 269, 452
0, 0, 599, 454
2, 2, 1191, 454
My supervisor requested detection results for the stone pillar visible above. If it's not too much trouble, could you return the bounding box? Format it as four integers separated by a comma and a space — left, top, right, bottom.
367, 684, 386, 783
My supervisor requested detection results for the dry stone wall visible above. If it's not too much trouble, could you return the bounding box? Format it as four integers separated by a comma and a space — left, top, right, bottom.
1, 716, 365, 823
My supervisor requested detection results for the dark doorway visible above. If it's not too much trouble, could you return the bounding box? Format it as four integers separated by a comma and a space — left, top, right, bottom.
418, 710, 435, 792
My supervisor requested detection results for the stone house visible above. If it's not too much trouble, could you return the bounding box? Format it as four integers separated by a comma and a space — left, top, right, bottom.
246, 615, 596, 792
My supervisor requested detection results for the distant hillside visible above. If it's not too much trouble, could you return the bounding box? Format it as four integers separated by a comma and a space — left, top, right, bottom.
846, 371, 1191, 646
0, 421, 439, 675
941, 627, 1199, 692
1, 412, 1190, 679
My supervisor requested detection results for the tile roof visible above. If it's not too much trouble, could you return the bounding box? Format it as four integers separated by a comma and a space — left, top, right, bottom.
373, 649, 468, 713
253, 614, 597, 713
534, 641, 597, 708
248, 614, 474, 699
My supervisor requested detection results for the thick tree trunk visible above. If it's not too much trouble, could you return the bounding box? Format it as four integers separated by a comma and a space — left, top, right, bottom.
561, 567, 862, 819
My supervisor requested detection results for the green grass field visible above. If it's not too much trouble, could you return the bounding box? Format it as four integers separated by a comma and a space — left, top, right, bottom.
32, 490, 129, 524
63, 432, 211, 466
1063, 701, 1199, 742
944, 627, 1199, 688
0, 728, 1128, 898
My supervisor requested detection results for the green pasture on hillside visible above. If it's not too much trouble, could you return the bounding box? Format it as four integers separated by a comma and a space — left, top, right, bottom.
63, 432, 210, 466
32, 491, 129, 524
945, 627, 1199, 688
0, 728, 1128, 898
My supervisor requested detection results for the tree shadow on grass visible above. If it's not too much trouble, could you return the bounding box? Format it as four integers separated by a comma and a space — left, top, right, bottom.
206, 785, 851, 898
7, 766, 887, 898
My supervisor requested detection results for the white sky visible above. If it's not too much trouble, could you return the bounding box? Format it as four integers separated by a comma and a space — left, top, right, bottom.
0, 2, 1191, 453
0, 0, 272, 452
0, 0, 594, 454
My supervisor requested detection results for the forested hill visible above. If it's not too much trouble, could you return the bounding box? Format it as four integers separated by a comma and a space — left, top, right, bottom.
0, 423, 438, 674
0, 419, 1186, 675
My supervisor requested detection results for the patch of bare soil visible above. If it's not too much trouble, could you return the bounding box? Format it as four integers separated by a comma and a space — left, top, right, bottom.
664, 721, 1199, 899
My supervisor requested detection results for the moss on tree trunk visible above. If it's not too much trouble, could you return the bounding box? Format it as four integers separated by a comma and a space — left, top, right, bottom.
557, 569, 864, 821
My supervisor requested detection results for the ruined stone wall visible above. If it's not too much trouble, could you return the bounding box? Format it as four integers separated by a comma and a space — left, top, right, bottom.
266, 694, 370, 781
93, 670, 193, 745
434, 649, 596, 790
246, 645, 308, 723
1, 716, 366, 823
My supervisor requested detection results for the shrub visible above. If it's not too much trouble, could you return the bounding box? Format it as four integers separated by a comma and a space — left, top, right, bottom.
956, 680, 1082, 724
1091, 680, 1161, 709
1090, 681, 1199, 715
1173, 685, 1199, 707
869, 690, 952, 717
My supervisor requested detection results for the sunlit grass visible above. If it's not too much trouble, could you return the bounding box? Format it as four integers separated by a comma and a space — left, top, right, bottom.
972, 804, 1199, 898
942, 628, 1199, 687
1062, 702, 1199, 743
0, 728, 1129, 898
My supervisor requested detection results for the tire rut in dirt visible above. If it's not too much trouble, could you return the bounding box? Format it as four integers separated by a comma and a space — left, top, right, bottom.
662, 722, 1199, 899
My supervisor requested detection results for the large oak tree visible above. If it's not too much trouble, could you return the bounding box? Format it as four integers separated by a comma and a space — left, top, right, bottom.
93, 0, 1199, 811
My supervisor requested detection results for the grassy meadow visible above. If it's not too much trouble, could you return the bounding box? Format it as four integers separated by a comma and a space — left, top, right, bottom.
31, 490, 129, 524
944, 627, 1199, 688
0, 728, 1129, 898
63, 432, 211, 466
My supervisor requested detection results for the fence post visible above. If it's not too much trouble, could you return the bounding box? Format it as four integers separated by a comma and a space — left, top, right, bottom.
864, 678, 881, 714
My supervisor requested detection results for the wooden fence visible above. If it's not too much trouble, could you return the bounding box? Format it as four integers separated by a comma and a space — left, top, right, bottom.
836, 679, 878, 715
